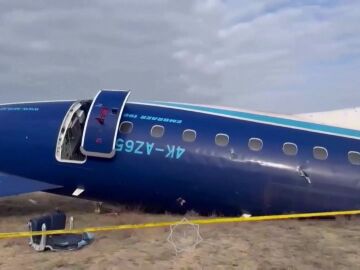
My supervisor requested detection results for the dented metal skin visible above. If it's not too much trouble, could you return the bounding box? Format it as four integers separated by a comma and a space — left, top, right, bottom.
0, 99, 360, 216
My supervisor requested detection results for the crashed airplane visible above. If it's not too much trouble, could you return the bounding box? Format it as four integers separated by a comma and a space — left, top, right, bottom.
1, 89, 360, 216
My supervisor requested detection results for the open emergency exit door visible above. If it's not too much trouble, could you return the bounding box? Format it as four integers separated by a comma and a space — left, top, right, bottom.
80, 89, 131, 158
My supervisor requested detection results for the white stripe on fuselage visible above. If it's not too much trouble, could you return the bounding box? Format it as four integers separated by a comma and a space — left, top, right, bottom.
130, 101, 360, 140
0, 100, 76, 106
2, 99, 359, 140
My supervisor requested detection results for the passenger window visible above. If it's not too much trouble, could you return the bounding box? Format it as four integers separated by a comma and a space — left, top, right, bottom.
182, 129, 197, 143
249, 138, 263, 151
215, 133, 229, 147
283, 142, 298, 156
313, 146, 328, 160
151, 125, 165, 138
119, 121, 133, 134
348, 151, 360, 165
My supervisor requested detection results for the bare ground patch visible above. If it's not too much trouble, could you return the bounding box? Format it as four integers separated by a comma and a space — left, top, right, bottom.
1, 193, 360, 270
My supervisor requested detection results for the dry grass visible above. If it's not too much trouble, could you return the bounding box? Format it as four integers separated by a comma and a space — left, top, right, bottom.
1, 193, 360, 270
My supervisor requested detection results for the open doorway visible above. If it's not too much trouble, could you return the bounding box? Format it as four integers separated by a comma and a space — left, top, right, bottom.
55, 101, 91, 164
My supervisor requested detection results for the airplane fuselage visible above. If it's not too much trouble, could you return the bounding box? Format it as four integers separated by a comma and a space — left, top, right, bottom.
1, 96, 360, 215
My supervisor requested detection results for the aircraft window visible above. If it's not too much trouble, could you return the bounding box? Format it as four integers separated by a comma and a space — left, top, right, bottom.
249, 138, 263, 151
151, 125, 165, 138
348, 151, 360, 165
215, 133, 229, 147
313, 146, 328, 160
119, 121, 133, 134
182, 129, 197, 143
283, 142, 298, 156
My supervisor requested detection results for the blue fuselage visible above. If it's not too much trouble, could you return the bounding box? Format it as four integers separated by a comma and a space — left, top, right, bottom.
0, 100, 359, 215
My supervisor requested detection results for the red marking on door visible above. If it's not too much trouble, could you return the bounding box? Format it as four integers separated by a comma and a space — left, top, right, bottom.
95, 107, 109, 125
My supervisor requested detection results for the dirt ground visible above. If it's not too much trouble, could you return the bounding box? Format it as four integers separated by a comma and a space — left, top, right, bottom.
0, 193, 360, 270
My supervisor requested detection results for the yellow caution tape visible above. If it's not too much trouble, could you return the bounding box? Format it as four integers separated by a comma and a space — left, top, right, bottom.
0, 209, 359, 240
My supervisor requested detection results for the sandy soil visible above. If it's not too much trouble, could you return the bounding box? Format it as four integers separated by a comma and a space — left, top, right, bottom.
0, 193, 360, 270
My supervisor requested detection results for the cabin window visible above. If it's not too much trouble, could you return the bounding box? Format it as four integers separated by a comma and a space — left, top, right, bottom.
313, 146, 328, 160
348, 151, 360, 165
249, 138, 263, 151
151, 125, 165, 138
215, 133, 229, 147
283, 142, 298, 156
182, 129, 197, 143
119, 121, 133, 134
